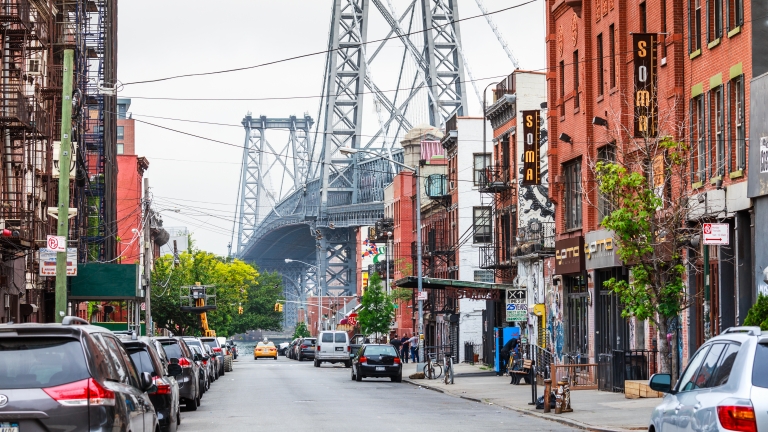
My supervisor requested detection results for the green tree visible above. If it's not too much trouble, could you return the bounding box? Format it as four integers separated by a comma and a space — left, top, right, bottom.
594, 134, 698, 374
357, 272, 395, 339
744, 294, 768, 330
293, 321, 311, 339
228, 270, 284, 334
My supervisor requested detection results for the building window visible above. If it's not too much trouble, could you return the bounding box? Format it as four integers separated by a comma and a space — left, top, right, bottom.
727, 0, 743, 30
661, 0, 668, 57
731, 76, 745, 171
559, 60, 566, 116
691, 0, 702, 52
473, 207, 492, 243
597, 145, 616, 223
713, 87, 724, 176
117, 143, 124, 155
596, 33, 604, 97
118, 104, 127, 119
473, 153, 491, 185
573, 51, 580, 109
639, 2, 647, 32
609, 25, 616, 88
474, 270, 494, 283
117, 126, 124, 139
708, 0, 723, 42
564, 159, 582, 230
693, 95, 706, 182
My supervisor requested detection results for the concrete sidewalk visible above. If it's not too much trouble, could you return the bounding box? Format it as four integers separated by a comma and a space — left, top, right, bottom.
401, 362, 657, 432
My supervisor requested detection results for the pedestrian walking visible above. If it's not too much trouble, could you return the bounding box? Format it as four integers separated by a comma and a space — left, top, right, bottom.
400, 335, 409, 363
407, 333, 420, 363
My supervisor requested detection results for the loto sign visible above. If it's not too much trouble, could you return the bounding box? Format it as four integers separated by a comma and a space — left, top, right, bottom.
703, 223, 729, 245
555, 237, 585, 274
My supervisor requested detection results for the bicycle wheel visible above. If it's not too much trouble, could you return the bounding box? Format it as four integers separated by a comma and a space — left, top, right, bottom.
432, 362, 443, 379
424, 363, 435, 379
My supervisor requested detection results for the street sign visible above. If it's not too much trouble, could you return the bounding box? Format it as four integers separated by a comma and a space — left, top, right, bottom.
506, 288, 527, 322
47, 235, 66, 252
40, 248, 77, 276
417, 291, 428, 301
703, 223, 729, 245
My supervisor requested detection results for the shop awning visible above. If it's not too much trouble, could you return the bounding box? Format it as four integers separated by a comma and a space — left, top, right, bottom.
394, 276, 514, 301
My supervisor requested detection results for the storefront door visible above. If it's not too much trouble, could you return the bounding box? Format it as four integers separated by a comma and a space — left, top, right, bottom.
595, 268, 629, 391
565, 274, 588, 358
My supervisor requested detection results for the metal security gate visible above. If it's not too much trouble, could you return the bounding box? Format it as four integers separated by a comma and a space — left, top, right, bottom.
565, 275, 589, 355
595, 268, 629, 391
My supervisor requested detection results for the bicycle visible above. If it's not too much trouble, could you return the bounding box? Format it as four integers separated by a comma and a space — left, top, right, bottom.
424, 353, 443, 379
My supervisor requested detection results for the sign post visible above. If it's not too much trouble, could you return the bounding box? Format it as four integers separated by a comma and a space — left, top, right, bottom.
506, 288, 527, 322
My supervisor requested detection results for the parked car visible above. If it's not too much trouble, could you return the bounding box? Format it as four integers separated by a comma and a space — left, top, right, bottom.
351, 344, 403, 382
348, 334, 367, 359
297, 337, 317, 361
202, 343, 219, 381
188, 345, 210, 394
201, 337, 227, 376
288, 338, 301, 359
315, 331, 351, 367
278, 342, 290, 356
253, 341, 278, 360
123, 336, 183, 432
182, 336, 215, 385
216, 337, 234, 371
0, 316, 159, 432
156, 336, 201, 411
226, 340, 238, 359
648, 326, 767, 432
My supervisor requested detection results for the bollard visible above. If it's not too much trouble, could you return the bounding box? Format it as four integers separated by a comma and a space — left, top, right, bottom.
563, 380, 573, 412
555, 380, 565, 414
543, 379, 552, 413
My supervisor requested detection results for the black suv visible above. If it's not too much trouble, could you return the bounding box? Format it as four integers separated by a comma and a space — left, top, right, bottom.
123, 337, 183, 432
155, 337, 200, 411
0, 317, 158, 432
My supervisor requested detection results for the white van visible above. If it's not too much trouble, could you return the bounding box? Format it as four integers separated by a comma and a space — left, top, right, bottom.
315, 331, 351, 367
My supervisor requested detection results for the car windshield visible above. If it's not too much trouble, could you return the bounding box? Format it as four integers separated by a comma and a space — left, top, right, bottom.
128, 348, 156, 375
364, 345, 398, 356
302, 339, 316, 345
257, 342, 266, 347
0, 338, 90, 389
184, 339, 202, 348
202, 340, 218, 350
753, 343, 768, 388
161, 341, 183, 359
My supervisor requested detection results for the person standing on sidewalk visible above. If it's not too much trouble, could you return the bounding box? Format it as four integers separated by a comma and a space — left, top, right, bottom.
400, 335, 409, 363
390, 334, 402, 357
407, 333, 420, 363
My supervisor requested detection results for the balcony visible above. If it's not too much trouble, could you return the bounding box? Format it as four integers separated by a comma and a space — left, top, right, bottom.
479, 243, 516, 269
515, 221, 555, 256
493, 73, 515, 102
0, 86, 30, 128
368, 218, 394, 242
477, 165, 514, 193
425, 174, 449, 200
0, 0, 31, 31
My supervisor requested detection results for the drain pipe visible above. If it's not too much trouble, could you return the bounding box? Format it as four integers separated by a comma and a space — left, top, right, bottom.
3, 29, 15, 201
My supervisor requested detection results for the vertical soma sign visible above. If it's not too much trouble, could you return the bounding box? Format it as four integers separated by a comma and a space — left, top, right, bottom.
521, 110, 541, 186
633, 33, 658, 138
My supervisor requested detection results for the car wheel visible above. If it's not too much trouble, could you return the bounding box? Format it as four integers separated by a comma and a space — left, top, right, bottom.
177, 408, 181, 425
351, 367, 356, 380
355, 369, 363, 382
314, 359, 320, 367
254, 356, 257, 360
391, 373, 402, 383
196, 396, 201, 407
298, 353, 302, 361
185, 398, 198, 411
274, 356, 277, 360
344, 360, 352, 368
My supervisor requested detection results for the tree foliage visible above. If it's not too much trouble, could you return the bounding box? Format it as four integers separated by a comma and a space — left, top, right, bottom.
293, 321, 311, 339
151, 247, 283, 337
744, 294, 768, 330
357, 272, 395, 338
594, 133, 695, 374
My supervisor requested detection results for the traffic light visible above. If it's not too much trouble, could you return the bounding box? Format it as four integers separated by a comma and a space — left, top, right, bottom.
278, 303, 284, 312
238, 306, 243, 315
274, 303, 280, 312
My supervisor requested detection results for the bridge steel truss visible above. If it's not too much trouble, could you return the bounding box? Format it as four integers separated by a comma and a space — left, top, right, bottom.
238, 0, 468, 309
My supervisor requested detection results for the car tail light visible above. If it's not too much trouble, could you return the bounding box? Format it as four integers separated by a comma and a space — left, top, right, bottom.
178, 357, 192, 368
717, 404, 757, 432
301, 345, 308, 349
151, 377, 172, 395
213, 347, 222, 353
347, 346, 351, 352
360, 356, 368, 364
317, 345, 321, 351
44, 378, 115, 406
202, 360, 208, 365
394, 357, 401, 365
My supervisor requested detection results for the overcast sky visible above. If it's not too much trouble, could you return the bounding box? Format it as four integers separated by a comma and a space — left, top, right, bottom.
117, 0, 546, 256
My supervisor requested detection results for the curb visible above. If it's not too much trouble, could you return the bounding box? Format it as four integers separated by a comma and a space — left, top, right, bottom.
402, 378, 641, 432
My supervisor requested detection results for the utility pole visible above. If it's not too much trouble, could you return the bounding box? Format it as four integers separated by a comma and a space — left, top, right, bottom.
54, 50, 74, 323
144, 178, 152, 335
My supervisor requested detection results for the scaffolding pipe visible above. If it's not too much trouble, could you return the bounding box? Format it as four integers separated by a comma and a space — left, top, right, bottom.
3, 34, 14, 198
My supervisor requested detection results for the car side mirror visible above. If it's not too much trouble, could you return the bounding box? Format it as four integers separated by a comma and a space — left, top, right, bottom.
139, 371, 155, 392
169, 357, 180, 365
649, 373, 674, 394
167, 363, 183, 377
193, 353, 202, 362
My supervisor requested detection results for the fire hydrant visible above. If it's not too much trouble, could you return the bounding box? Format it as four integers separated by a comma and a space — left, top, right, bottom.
554, 379, 573, 414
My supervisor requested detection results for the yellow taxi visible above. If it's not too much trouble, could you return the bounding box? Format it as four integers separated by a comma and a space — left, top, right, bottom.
254, 341, 277, 360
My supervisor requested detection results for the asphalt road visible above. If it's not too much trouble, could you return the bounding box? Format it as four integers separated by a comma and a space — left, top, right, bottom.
179, 356, 577, 432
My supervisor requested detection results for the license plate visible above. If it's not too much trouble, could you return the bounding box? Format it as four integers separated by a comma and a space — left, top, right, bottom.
376, 366, 385, 371
335, 347, 343, 351
0, 423, 19, 432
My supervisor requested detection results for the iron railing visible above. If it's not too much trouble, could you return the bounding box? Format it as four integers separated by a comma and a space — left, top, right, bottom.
517, 221, 555, 251
493, 73, 515, 102
479, 243, 515, 269
0, 0, 31, 30
0, 86, 29, 128
529, 344, 553, 379
598, 349, 659, 393
477, 165, 513, 193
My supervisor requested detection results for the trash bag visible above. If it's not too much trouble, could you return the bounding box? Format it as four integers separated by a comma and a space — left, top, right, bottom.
535, 393, 557, 410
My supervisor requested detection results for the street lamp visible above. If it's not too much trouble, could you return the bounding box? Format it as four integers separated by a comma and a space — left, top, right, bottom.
285, 258, 324, 333
339, 147, 424, 363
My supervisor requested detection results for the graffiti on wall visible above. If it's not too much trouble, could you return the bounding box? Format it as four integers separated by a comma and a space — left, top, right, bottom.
545, 259, 564, 361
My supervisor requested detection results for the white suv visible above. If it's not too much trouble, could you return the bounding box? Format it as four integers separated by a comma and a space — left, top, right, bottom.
315, 331, 351, 367
648, 326, 768, 432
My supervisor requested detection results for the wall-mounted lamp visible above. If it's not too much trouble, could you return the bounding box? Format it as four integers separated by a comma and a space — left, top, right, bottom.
3, 294, 9, 309
592, 116, 608, 127
715, 178, 724, 190
558, 133, 573, 144
540, 102, 548, 109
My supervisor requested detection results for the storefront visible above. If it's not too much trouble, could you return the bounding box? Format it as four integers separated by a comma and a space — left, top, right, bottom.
554, 237, 586, 359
